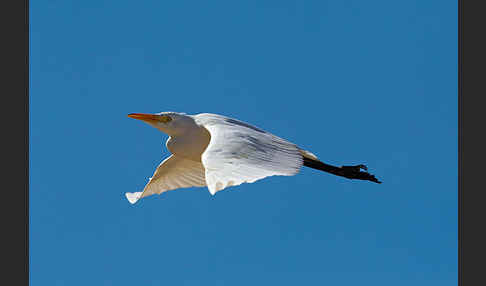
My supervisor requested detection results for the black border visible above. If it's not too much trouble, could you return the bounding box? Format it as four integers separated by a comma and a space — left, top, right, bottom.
460, 0, 485, 285
2, 0, 28, 285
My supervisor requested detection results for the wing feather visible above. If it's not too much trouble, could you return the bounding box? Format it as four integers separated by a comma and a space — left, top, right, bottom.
125, 155, 206, 204
194, 113, 303, 195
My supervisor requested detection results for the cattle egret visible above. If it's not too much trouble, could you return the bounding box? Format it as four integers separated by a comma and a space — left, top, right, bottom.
126, 112, 381, 204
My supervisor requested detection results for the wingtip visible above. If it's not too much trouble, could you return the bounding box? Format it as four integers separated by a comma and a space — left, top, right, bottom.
208, 188, 217, 196
125, 192, 142, 204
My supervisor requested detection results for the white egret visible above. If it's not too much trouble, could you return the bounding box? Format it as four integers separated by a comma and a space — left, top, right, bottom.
126, 112, 381, 204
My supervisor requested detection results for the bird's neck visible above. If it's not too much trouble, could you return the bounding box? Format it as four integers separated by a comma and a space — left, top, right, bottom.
166, 127, 210, 162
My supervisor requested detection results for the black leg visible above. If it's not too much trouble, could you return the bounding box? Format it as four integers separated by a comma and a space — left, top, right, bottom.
303, 157, 382, 184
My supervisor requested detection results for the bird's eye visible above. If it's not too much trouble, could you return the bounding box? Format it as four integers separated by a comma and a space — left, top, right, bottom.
159, 115, 172, 123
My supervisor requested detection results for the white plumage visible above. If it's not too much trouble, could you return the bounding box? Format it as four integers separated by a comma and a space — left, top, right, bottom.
195, 113, 303, 195
126, 154, 206, 204
126, 111, 381, 204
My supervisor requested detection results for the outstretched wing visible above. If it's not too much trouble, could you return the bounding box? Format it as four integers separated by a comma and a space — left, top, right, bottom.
125, 155, 206, 204
194, 113, 303, 195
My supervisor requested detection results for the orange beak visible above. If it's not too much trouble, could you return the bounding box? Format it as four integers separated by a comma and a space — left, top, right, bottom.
127, 113, 161, 123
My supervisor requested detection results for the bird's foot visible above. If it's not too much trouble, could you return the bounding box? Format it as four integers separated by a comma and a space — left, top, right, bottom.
340, 164, 381, 184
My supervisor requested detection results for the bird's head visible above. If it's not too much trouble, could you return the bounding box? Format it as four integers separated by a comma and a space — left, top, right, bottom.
127, 112, 194, 136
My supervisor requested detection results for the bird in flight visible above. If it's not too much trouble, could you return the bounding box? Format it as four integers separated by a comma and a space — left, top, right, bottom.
126, 112, 381, 204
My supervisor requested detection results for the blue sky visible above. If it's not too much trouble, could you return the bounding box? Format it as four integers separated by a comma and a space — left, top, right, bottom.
30, 1, 457, 285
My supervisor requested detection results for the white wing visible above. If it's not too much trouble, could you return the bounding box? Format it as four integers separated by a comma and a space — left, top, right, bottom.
125, 155, 206, 204
194, 113, 303, 195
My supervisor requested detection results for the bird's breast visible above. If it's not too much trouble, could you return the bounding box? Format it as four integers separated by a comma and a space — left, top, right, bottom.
166, 128, 211, 162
